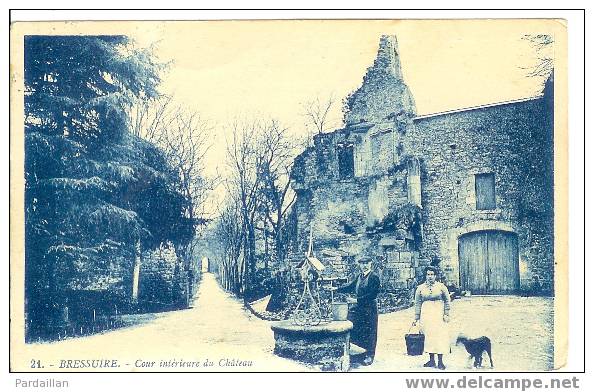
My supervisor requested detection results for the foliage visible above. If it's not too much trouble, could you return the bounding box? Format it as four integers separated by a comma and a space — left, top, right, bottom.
24, 35, 193, 337
24, 36, 161, 146
367, 203, 422, 232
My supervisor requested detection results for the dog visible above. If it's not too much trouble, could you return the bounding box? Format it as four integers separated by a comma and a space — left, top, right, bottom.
456, 335, 494, 368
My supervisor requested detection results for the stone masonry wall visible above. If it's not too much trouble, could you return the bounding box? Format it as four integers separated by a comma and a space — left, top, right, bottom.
291, 35, 423, 290
344, 35, 416, 125
291, 126, 419, 289
290, 35, 554, 296
406, 98, 554, 293
139, 243, 188, 309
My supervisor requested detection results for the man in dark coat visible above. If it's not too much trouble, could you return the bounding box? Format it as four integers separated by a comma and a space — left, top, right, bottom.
335, 256, 381, 365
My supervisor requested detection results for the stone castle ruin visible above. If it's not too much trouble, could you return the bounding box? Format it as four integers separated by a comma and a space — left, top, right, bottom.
290, 35, 554, 295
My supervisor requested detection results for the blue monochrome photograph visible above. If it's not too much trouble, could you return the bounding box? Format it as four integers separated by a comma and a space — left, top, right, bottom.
10, 19, 566, 372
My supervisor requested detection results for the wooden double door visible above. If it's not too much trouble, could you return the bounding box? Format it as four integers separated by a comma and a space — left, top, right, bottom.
458, 230, 520, 294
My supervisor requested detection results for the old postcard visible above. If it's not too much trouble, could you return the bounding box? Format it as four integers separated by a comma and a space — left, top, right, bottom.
10, 18, 568, 373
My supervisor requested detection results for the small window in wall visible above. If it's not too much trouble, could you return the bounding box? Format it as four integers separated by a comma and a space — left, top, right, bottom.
337, 143, 354, 180
475, 173, 496, 210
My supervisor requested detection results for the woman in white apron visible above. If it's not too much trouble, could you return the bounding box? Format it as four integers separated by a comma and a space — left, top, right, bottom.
413, 266, 451, 370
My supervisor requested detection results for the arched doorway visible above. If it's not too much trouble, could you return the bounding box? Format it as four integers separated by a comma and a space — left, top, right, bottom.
458, 230, 520, 294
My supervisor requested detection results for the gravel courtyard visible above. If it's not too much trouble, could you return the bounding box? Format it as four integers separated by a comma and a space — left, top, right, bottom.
360, 295, 555, 372
18, 274, 554, 372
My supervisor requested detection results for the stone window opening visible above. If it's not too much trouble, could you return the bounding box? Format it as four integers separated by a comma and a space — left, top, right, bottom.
337, 143, 354, 180
475, 172, 496, 210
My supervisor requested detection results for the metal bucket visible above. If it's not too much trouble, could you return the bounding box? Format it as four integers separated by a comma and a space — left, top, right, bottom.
405, 333, 425, 356
331, 302, 349, 321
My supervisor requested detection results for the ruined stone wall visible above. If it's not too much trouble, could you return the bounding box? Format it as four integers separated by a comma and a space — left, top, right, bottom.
344, 35, 416, 125
406, 98, 554, 293
290, 34, 423, 290
292, 97, 554, 293
291, 127, 419, 289
290, 35, 554, 295
369, 127, 396, 175
292, 129, 371, 256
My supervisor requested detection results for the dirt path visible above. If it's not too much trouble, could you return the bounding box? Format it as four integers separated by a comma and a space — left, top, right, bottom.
16, 275, 554, 372
17, 273, 308, 372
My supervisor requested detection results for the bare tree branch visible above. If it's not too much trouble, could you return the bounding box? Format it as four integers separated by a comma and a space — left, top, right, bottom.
521, 34, 554, 80
212, 118, 299, 297
301, 93, 335, 135
130, 97, 216, 268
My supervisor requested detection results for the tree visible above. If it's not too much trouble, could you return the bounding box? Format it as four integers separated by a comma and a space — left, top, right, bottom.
257, 121, 297, 268
521, 34, 554, 89
254, 122, 299, 311
24, 36, 161, 146
129, 97, 216, 271
213, 119, 298, 301
213, 201, 245, 293
300, 93, 339, 147
24, 36, 193, 339
222, 120, 263, 298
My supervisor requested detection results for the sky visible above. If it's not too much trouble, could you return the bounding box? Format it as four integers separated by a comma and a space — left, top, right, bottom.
123, 19, 558, 179
121, 19, 561, 211
131, 20, 557, 123
11, 19, 562, 211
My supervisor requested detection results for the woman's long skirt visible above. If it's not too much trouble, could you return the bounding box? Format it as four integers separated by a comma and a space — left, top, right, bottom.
420, 300, 450, 354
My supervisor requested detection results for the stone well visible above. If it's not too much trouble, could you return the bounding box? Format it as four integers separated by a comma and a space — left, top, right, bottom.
271, 320, 353, 371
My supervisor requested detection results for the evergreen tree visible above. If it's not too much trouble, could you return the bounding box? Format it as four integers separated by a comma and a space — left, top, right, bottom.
24, 36, 193, 339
